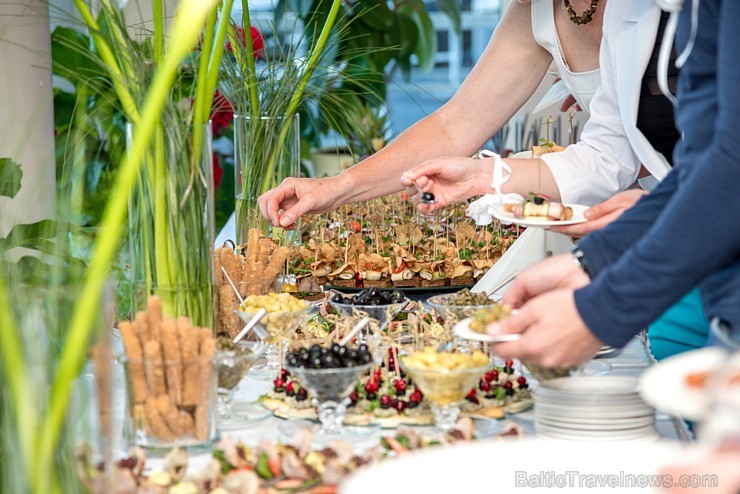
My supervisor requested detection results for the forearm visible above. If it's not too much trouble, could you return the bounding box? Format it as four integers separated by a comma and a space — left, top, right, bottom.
335, 111, 475, 204
500, 157, 560, 200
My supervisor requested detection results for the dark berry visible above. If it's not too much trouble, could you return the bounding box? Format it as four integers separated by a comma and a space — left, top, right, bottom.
466, 389, 476, 399
280, 368, 290, 380
295, 388, 308, 401
484, 371, 496, 383
517, 376, 527, 386
349, 391, 359, 405
490, 369, 499, 381
479, 380, 491, 392
503, 381, 513, 390
466, 395, 480, 405
505, 359, 514, 368
273, 378, 285, 392
366, 392, 377, 401
286, 381, 296, 393
409, 390, 423, 403
506, 388, 515, 397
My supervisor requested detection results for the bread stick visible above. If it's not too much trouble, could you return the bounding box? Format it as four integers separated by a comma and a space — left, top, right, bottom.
178, 318, 199, 407
195, 336, 215, 440
160, 317, 183, 404
143, 340, 167, 397
120, 321, 148, 404
144, 396, 175, 441
134, 311, 151, 343
155, 394, 183, 436
147, 295, 163, 343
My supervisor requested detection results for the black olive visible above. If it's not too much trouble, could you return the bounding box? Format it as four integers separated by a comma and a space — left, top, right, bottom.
331, 343, 341, 355
533, 195, 545, 205
358, 343, 369, 353
310, 344, 321, 354
421, 191, 435, 203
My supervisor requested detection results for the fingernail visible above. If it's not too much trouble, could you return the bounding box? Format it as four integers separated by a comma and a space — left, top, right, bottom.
487, 323, 501, 335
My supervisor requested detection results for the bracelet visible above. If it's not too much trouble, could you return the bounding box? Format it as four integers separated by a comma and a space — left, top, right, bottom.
478, 150, 511, 198
571, 247, 592, 279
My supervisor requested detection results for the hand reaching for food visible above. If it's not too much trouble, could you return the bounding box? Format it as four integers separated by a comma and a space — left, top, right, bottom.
549, 189, 648, 237
401, 156, 491, 213
258, 176, 346, 229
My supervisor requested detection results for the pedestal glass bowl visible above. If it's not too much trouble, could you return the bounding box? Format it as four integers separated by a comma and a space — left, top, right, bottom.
401, 358, 490, 431
286, 362, 374, 436
330, 292, 409, 354
235, 304, 314, 373
216, 342, 266, 429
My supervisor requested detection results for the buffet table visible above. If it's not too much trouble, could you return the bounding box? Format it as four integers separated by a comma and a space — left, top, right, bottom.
201, 334, 692, 454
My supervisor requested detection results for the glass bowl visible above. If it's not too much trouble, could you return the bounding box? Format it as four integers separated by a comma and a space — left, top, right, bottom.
286, 362, 374, 435
426, 293, 500, 325
401, 358, 490, 431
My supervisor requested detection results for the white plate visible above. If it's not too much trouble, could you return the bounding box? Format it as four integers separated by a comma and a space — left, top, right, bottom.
340, 439, 689, 494
453, 317, 522, 343
492, 202, 589, 228
639, 347, 728, 420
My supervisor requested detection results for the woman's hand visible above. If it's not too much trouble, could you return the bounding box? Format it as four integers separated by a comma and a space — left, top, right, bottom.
258, 176, 349, 229
549, 189, 648, 237
400, 156, 491, 213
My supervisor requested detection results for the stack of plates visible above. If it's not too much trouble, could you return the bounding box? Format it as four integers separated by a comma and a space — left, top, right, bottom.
534, 376, 658, 442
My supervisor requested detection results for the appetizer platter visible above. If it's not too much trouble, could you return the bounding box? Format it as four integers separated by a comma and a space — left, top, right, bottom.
259, 346, 533, 427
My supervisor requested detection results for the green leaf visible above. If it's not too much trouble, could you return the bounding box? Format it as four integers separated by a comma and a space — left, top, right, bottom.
50, 26, 101, 87
356, 0, 394, 31
0, 158, 22, 199
397, 2, 437, 72
0, 220, 70, 251
437, 0, 462, 34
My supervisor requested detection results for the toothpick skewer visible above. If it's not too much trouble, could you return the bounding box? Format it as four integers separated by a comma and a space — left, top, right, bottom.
339, 317, 371, 347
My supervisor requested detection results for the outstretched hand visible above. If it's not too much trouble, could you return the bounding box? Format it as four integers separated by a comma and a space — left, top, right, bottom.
400, 156, 490, 214
258, 177, 344, 229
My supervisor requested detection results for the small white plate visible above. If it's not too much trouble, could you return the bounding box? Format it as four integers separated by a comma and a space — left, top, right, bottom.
492, 202, 589, 228
453, 317, 522, 343
640, 347, 728, 420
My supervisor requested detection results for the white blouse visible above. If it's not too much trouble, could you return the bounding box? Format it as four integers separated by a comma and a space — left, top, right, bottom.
531, 0, 601, 113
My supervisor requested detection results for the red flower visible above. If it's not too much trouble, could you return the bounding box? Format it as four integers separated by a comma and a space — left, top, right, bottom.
226, 25, 264, 59
212, 152, 223, 190
210, 90, 234, 136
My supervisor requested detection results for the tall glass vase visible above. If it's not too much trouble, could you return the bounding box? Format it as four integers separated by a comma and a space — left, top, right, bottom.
234, 114, 300, 245
127, 122, 216, 328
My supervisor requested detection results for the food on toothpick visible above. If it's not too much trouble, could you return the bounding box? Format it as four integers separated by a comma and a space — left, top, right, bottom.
504, 194, 573, 221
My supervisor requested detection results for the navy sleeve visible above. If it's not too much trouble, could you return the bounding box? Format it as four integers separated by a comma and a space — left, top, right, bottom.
574, 0, 740, 347
576, 174, 676, 277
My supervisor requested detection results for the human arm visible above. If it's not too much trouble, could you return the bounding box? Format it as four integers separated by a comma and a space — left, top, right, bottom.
574, 0, 740, 347
258, 1, 553, 228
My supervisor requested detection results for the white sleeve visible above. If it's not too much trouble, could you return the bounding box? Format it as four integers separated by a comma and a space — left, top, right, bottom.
539, 14, 643, 206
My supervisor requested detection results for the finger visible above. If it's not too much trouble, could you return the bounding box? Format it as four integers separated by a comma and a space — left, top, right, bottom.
487, 307, 533, 336
501, 278, 530, 308
583, 195, 621, 220
265, 188, 288, 227
278, 203, 307, 228
402, 161, 443, 183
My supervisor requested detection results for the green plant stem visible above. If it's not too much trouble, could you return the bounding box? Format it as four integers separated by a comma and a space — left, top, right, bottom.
35, 2, 219, 489
192, 8, 217, 174
241, 0, 260, 118
153, 125, 175, 316
153, 0, 164, 64
0, 276, 38, 494
72, 0, 140, 121
258, 0, 342, 195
